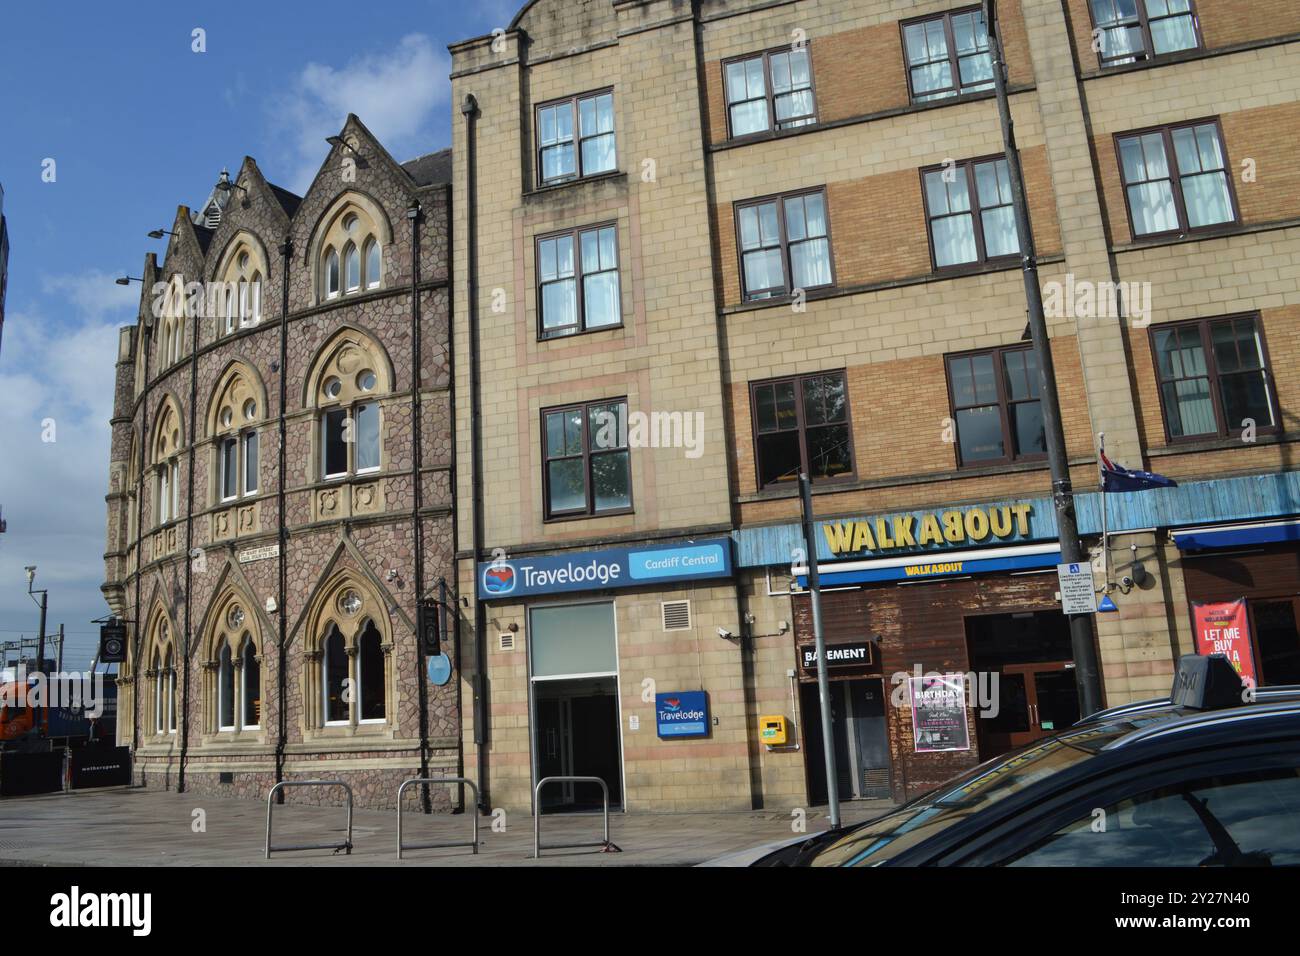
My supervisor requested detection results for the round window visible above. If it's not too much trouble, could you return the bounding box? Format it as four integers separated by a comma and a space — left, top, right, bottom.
227, 606, 245, 629
238, 252, 249, 271
357, 370, 376, 391
342, 213, 358, 233
220, 408, 233, 428
323, 377, 342, 400
338, 590, 362, 616
243, 399, 256, 420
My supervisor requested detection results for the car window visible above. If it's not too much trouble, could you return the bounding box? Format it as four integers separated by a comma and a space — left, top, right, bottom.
810, 725, 1128, 867
1005, 767, 1300, 866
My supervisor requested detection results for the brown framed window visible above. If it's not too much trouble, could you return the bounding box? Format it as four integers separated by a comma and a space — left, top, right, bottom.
945, 346, 1046, 466
536, 223, 621, 338
922, 157, 1020, 269
901, 7, 994, 103
735, 189, 833, 301
1089, 0, 1200, 67
1151, 315, 1278, 441
1116, 119, 1236, 238
542, 399, 632, 518
724, 46, 816, 139
536, 89, 616, 186
751, 371, 853, 489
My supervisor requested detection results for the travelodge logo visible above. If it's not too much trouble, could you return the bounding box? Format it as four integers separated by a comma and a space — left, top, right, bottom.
662, 696, 682, 712
482, 563, 516, 595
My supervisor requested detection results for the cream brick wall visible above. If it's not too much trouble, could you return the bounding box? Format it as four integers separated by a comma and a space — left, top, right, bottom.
448, 0, 1300, 811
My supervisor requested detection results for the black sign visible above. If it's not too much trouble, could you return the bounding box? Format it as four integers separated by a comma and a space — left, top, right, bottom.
69, 745, 132, 790
418, 599, 441, 655
99, 621, 127, 663
801, 640, 873, 670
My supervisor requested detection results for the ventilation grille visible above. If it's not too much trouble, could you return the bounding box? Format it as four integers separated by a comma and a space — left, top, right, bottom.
205, 207, 221, 229
860, 768, 891, 800
661, 600, 692, 631
498, 632, 515, 652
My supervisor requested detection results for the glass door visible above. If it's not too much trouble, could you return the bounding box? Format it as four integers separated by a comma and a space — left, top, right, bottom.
1250, 599, 1300, 685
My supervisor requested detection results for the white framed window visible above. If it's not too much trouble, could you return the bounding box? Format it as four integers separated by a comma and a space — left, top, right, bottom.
240, 638, 260, 729
322, 626, 349, 725
242, 430, 259, 494
357, 621, 386, 722
325, 247, 340, 298
344, 242, 360, 292
364, 239, 380, 289
218, 644, 235, 731
249, 275, 261, 324
153, 649, 164, 734
320, 403, 379, 478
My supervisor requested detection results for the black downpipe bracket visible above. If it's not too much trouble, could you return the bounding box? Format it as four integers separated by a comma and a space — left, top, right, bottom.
274, 238, 291, 801
409, 201, 434, 814
462, 92, 489, 814
178, 276, 200, 793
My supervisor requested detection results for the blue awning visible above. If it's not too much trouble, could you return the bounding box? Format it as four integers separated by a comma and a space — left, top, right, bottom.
1172, 519, 1300, 551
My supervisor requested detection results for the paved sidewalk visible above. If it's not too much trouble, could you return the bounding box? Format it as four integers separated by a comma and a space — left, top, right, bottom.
0, 788, 893, 867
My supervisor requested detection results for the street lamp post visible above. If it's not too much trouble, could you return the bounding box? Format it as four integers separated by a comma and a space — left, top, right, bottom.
982, 0, 1103, 716
25, 566, 48, 674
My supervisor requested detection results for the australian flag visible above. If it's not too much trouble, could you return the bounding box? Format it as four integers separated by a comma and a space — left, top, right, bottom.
1100, 451, 1178, 492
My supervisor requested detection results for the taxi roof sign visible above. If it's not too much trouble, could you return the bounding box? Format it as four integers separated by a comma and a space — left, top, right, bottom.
1170, 654, 1245, 711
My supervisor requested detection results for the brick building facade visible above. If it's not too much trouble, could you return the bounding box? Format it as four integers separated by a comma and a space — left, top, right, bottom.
450, 0, 1300, 812
102, 117, 460, 809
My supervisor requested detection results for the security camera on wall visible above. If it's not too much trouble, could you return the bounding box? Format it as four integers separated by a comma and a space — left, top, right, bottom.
717, 626, 732, 639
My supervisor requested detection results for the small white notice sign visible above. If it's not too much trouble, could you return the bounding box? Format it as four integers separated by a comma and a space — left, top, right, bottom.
238, 544, 280, 564
629, 715, 640, 731
1057, 562, 1097, 615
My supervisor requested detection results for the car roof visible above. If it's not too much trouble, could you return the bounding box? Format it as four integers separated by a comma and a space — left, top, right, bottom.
1076, 683, 1300, 726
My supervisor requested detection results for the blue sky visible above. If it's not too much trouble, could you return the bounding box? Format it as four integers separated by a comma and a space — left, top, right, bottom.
0, 0, 516, 668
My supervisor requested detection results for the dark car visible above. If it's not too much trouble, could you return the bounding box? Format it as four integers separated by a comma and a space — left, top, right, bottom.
746, 655, 1300, 866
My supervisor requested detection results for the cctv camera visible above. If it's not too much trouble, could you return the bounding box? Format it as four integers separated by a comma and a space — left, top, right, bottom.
1120, 575, 1135, 589
716, 626, 732, 638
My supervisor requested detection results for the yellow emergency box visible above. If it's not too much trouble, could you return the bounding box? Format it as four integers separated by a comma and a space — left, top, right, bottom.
759, 715, 788, 745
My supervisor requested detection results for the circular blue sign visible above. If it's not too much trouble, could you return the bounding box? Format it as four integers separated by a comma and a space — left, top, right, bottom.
427, 653, 452, 686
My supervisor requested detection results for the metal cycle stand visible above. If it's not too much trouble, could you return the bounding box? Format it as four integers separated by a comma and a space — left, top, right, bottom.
396, 777, 481, 859
265, 780, 354, 859
533, 775, 622, 859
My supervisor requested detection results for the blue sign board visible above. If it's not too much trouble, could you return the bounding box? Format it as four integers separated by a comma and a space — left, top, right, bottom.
427, 653, 452, 687
478, 538, 732, 601
655, 691, 710, 739
796, 548, 1062, 587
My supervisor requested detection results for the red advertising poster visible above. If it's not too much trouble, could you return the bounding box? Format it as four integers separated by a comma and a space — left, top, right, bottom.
1192, 599, 1257, 686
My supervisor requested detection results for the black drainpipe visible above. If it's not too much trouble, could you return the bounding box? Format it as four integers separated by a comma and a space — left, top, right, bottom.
445, 179, 464, 814
408, 200, 433, 813
274, 237, 291, 801
132, 301, 153, 760
178, 274, 200, 793
461, 92, 488, 814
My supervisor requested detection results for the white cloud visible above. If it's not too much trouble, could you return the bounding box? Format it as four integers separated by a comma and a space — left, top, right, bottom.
275, 33, 451, 193
40, 270, 140, 324
0, 291, 128, 669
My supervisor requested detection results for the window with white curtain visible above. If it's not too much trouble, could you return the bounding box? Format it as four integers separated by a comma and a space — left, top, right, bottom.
923, 157, 1020, 269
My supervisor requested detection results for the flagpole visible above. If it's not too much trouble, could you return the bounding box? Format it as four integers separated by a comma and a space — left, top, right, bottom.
985, 0, 1104, 717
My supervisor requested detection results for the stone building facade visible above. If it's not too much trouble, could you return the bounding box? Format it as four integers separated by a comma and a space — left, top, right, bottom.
450, 0, 1300, 813
102, 116, 460, 809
